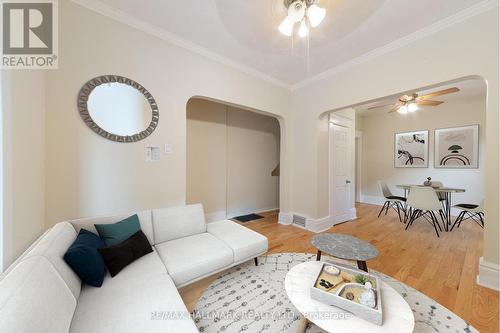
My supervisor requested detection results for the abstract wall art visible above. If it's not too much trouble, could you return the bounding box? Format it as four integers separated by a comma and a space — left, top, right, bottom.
435, 125, 479, 168
394, 130, 429, 168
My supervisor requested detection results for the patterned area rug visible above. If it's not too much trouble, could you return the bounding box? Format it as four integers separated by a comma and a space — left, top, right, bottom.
192, 253, 477, 333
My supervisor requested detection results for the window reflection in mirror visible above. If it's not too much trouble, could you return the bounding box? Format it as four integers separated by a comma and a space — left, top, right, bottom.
87, 82, 152, 136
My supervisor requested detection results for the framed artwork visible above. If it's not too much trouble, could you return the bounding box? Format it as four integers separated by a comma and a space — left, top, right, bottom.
434, 125, 479, 168
394, 130, 429, 168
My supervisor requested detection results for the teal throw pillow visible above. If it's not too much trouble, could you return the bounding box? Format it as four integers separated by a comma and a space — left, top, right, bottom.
94, 214, 141, 246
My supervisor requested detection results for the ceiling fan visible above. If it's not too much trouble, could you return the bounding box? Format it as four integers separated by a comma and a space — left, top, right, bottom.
368, 87, 460, 114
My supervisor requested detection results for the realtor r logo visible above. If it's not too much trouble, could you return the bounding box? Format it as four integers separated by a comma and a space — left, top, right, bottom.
1, 0, 58, 69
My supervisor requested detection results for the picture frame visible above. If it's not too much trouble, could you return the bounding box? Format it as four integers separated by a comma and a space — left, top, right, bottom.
394, 130, 429, 168
434, 125, 479, 169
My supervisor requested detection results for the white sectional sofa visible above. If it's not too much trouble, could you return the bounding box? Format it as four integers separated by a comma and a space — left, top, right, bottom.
0, 204, 268, 333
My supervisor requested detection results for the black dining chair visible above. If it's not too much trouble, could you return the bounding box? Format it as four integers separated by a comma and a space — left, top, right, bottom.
377, 181, 406, 223
450, 201, 484, 230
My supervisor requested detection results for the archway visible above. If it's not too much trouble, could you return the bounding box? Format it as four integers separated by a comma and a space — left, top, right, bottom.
186, 96, 286, 222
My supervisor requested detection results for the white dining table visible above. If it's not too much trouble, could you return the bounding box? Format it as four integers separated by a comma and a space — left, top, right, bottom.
396, 184, 465, 231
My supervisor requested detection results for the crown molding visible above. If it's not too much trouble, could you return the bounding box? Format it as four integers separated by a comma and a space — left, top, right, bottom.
71, 0, 292, 90
72, 0, 498, 92
292, 0, 500, 90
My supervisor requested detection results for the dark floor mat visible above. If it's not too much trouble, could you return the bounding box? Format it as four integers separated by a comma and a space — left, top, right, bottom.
232, 213, 264, 223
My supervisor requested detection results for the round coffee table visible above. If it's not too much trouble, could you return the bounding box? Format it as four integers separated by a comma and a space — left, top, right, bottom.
311, 233, 378, 271
284, 261, 415, 333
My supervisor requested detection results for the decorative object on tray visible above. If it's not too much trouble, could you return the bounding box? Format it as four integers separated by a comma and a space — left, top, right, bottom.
324, 265, 340, 276
310, 262, 383, 325
360, 282, 377, 309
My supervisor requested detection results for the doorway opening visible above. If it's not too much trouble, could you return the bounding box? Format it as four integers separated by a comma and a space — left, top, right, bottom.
186, 97, 281, 222
352, 78, 486, 214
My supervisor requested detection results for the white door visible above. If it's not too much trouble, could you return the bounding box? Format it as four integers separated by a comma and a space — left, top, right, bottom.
331, 124, 351, 223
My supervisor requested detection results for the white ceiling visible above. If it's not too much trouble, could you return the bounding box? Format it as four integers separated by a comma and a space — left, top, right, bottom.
355, 79, 487, 117
80, 0, 488, 86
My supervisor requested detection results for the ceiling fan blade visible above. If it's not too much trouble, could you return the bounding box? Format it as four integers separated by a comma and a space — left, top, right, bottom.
367, 103, 396, 110
418, 87, 459, 100
417, 100, 444, 106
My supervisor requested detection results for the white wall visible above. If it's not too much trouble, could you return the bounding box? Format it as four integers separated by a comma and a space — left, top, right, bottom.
186, 99, 227, 218
226, 106, 280, 217
1, 71, 46, 269
357, 95, 486, 211
290, 8, 499, 265
44, 0, 290, 226
187, 99, 280, 220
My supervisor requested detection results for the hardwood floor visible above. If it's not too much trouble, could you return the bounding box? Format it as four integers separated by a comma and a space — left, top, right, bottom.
179, 203, 499, 332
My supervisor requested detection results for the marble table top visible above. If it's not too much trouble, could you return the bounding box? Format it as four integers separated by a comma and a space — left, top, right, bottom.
311, 233, 378, 261
284, 261, 415, 333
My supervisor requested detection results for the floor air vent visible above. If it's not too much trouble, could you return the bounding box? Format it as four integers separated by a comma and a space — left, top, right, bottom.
292, 214, 307, 228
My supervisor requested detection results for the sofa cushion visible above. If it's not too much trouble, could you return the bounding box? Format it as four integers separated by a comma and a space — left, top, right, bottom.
64, 229, 106, 287
152, 204, 206, 243
102, 248, 167, 285
95, 214, 141, 246
68, 210, 155, 246
23, 222, 81, 298
155, 233, 233, 286
98, 230, 153, 277
70, 272, 198, 333
0, 256, 77, 333
207, 220, 268, 262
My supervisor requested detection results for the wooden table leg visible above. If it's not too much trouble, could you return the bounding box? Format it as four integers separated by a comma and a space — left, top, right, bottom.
316, 250, 322, 261
357, 260, 368, 272
296, 315, 309, 333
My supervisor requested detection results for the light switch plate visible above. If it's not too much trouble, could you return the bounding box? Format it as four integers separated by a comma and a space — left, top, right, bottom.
165, 143, 173, 154
145, 145, 161, 162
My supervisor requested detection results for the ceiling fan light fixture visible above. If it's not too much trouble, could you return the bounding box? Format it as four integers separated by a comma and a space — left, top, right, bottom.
307, 4, 326, 27
288, 0, 306, 22
407, 103, 418, 112
279, 0, 326, 37
397, 105, 408, 114
278, 16, 294, 36
298, 19, 309, 38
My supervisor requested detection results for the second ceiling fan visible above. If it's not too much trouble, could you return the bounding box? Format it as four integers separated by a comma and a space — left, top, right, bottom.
368, 87, 460, 114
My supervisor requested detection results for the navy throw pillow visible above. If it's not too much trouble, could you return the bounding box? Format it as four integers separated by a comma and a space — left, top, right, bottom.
94, 214, 141, 247
64, 229, 107, 287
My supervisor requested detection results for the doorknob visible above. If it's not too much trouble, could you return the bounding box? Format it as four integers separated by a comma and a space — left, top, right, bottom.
346, 180, 351, 184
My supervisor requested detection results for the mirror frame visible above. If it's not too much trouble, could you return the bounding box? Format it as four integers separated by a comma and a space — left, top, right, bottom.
77, 75, 159, 143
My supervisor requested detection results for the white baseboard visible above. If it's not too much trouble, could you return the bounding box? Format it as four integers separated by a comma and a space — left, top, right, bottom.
477, 257, 500, 291
307, 216, 333, 233
278, 212, 293, 225
282, 208, 358, 234
359, 195, 386, 206
334, 207, 357, 224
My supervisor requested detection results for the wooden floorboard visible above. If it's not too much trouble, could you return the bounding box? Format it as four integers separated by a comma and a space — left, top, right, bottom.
179, 203, 499, 332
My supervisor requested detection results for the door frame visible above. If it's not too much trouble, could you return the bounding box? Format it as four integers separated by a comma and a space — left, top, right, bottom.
355, 131, 363, 202
328, 113, 356, 225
